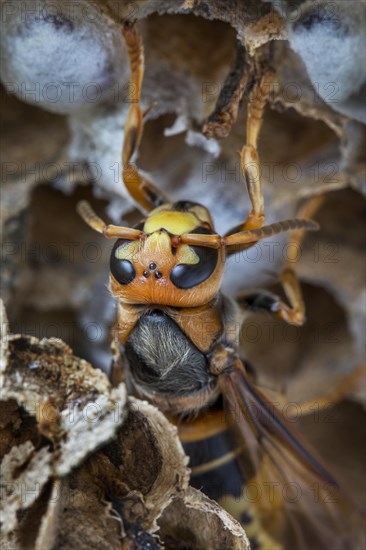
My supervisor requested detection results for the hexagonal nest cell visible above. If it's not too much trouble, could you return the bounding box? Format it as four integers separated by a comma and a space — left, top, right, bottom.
1, 1, 365, 549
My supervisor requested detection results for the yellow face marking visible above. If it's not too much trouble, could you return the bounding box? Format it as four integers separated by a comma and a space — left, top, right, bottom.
176, 245, 199, 265
143, 231, 172, 259
144, 211, 199, 236
115, 240, 140, 261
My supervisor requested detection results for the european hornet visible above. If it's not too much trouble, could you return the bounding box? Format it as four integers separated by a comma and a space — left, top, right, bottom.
78, 21, 358, 550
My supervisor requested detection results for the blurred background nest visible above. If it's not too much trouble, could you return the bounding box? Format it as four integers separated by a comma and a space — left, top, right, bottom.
1, 0, 365, 547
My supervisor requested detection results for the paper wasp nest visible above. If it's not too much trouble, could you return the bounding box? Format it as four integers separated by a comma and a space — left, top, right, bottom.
0, 303, 249, 548
1, 0, 365, 546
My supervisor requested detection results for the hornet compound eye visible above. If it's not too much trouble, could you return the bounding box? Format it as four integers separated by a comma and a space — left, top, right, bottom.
110, 240, 137, 285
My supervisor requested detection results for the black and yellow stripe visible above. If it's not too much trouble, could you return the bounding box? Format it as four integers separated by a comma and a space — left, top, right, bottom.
177, 408, 282, 550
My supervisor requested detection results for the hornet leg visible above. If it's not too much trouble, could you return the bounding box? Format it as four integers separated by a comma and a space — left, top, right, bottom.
122, 22, 167, 213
